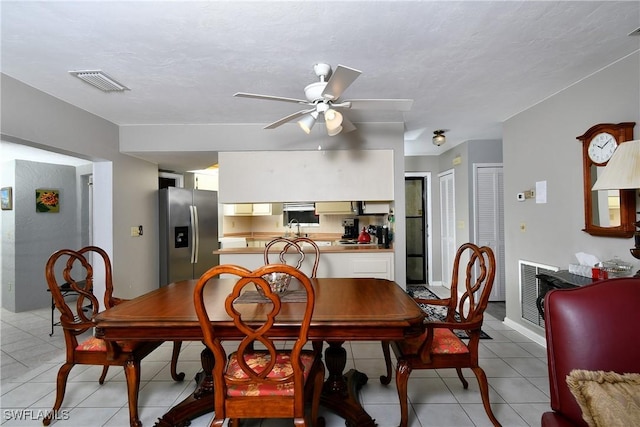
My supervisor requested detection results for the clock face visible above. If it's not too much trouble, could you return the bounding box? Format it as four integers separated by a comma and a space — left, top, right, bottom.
588, 132, 618, 164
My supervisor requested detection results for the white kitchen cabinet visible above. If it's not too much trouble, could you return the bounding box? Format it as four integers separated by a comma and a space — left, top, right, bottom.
223, 203, 282, 216
234, 204, 254, 215
359, 201, 391, 215
322, 253, 394, 280
315, 201, 355, 215
220, 251, 394, 280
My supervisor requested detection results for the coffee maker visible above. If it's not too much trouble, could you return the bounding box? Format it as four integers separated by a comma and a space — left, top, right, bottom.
376, 225, 390, 248
342, 218, 359, 239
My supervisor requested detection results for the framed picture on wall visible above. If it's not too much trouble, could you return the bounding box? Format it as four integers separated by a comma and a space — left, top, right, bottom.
36, 188, 60, 213
1, 187, 12, 210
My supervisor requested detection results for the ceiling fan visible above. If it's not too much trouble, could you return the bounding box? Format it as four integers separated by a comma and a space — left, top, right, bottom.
234, 63, 413, 136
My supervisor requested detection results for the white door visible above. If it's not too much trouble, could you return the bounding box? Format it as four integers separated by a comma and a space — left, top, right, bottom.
474, 165, 505, 301
439, 170, 456, 289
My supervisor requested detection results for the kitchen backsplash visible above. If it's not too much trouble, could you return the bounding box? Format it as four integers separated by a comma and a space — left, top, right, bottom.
222, 213, 383, 236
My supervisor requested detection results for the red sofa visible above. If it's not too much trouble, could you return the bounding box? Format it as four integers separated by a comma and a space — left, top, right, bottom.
541, 277, 640, 426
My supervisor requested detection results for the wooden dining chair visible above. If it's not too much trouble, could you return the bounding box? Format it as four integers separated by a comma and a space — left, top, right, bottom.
264, 237, 324, 355
380, 243, 501, 427
193, 263, 325, 427
44, 246, 184, 427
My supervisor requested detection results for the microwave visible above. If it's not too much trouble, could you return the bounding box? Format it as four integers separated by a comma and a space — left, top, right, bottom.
282, 202, 319, 226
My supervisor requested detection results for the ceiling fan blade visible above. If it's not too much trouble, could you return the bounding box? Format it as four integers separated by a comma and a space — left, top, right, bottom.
234, 92, 308, 105
341, 116, 357, 133
345, 99, 414, 111
322, 65, 361, 100
264, 108, 316, 129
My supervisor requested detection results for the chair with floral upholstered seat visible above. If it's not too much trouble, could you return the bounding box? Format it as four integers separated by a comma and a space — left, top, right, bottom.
193, 263, 325, 427
380, 242, 501, 427
44, 246, 184, 427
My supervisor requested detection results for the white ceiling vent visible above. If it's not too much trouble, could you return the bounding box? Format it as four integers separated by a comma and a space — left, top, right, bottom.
629, 27, 640, 36
69, 70, 130, 92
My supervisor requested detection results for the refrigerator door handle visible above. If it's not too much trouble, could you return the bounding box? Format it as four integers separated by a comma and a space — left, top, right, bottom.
190, 205, 199, 264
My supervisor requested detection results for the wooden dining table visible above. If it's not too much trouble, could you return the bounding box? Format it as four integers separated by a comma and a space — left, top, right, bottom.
94, 277, 425, 427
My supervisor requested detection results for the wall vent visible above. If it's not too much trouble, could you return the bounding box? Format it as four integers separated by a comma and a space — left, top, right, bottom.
518, 260, 558, 328
69, 70, 130, 92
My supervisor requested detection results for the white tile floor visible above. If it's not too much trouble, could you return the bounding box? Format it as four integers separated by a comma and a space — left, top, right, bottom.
1, 287, 550, 427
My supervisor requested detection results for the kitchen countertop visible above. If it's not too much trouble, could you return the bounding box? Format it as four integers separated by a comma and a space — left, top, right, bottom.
214, 244, 393, 255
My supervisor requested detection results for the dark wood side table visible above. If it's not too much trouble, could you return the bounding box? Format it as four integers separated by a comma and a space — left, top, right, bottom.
535, 270, 599, 318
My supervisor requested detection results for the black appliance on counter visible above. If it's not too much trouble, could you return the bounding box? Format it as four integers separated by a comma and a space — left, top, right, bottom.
342, 218, 359, 239
376, 225, 390, 248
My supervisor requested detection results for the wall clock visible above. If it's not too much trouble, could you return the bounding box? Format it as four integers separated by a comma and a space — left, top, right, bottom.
576, 122, 636, 238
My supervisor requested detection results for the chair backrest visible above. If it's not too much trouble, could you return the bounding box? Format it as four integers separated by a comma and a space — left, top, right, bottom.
45, 246, 114, 349
446, 243, 496, 332
290, 237, 320, 278
193, 263, 316, 416
544, 278, 640, 425
264, 237, 320, 277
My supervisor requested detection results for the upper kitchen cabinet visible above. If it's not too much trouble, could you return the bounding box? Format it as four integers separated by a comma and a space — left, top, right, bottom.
223, 203, 283, 216
315, 201, 356, 215
218, 150, 394, 203
358, 201, 391, 215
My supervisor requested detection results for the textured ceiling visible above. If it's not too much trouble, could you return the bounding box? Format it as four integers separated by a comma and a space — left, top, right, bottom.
2, 1, 639, 170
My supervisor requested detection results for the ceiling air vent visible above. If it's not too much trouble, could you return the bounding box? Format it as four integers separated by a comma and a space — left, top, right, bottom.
69, 70, 130, 92
629, 27, 640, 36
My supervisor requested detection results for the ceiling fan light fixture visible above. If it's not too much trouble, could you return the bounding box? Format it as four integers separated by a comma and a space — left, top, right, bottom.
325, 109, 343, 131
327, 125, 343, 136
433, 130, 446, 146
298, 112, 318, 134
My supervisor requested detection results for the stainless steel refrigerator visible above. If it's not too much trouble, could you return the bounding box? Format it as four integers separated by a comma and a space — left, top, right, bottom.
159, 187, 219, 286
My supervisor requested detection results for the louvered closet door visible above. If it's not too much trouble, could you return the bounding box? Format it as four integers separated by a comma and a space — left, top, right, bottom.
475, 166, 505, 301
439, 170, 455, 289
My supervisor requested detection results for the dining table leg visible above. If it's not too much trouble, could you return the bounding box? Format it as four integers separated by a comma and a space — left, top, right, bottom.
320, 340, 377, 427
155, 341, 377, 427
154, 346, 214, 427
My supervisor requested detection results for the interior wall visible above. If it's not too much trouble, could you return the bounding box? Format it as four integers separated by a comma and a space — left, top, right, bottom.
503, 51, 640, 339
3, 160, 79, 311
1, 74, 161, 301
0, 160, 16, 310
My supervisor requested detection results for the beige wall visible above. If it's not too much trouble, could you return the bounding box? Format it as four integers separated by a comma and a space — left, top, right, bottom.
1, 75, 161, 302
503, 52, 639, 340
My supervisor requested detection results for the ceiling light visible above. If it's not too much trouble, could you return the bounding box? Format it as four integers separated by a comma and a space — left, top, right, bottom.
433, 130, 446, 146
327, 125, 343, 136
69, 70, 130, 92
325, 109, 343, 133
298, 112, 318, 134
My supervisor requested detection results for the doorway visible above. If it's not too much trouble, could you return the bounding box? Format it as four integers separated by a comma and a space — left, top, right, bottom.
474, 164, 505, 301
405, 176, 429, 284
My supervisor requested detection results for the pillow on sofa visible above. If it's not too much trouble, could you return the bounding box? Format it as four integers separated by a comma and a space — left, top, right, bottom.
566, 369, 640, 427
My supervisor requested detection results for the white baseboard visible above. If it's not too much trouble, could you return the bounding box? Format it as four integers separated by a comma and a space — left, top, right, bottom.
503, 316, 547, 347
